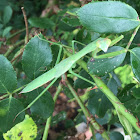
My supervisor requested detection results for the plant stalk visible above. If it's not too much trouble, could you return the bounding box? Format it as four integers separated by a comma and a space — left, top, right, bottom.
42, 83, 63, 140
63, 74, 109, 140
4, 39, 25, 57
126, 25, 140, 50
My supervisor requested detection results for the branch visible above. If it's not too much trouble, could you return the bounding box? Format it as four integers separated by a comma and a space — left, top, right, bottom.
63, 74, 109, 140
21, 7, 29, 44
42, 82, 63, 140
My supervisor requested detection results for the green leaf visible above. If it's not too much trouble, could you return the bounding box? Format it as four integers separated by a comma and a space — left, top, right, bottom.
0, 55, 17, 93
74, 70, 94, 89
115, 65, 136, 87
77, 1, 140, 33
25, 88, 54, 119
58, 20, 75, 31
119, 89, 140, 114
0, 24, 3, 29
3, 5, 13, 25
88, 77, 117, 117
118, 83, 135, 98
107, 77, 118, 95
22, 35, 52, 80
88, 90, 112, 117
117, 112, 133, 140
0, 0, 8, 11
96, 111, 112, 125
0, 97, 25, 132
62, 17, 80, 27
110, 131, 124, 140
88, 46, 126, 76
130, 48, 140, 82
94, 131, 124, 140
2, 26, 12, 37
3, 115, 37, 140
63, 86, 74, 99
28, 17, 55, 29
132, 87, 140, 99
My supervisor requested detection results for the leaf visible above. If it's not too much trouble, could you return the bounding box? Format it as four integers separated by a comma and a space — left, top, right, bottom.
132, 87, 140, 99
88, 46, 126, 76
58, 20, 75, 31
3, 115, 37, 140
110, 131, 124, 140
2, 26, 12, 37
0, 97, 25, 132
62, 17, 80, 27
0, 0, 8, 11
0, 23, 3, 29
96, 111, 112, 125
130, 48, 140, 82
88, 77, 117, 117
28, 17, 55, 29
77, 1, 140, 33
22, 35, 52, 80
118, 83, 135, 98
74, 70, 94, 89
25, 88, 54, 119
88, 90, 112, 117
119, 89, 140, 114
117, 112, 133, 140
107, 77, 118, 95
115, 65, 136, 87
3, 5, 13, 25
0, 55, 17, 93
94, 131, 124, 140
63, 86, 74, 99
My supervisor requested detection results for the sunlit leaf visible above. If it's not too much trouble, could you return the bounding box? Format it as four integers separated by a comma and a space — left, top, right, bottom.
3, 115, 37, 140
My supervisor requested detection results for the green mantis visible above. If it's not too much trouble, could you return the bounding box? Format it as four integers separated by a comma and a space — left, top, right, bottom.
15, 35, 125, 120
21, 37, 112, 93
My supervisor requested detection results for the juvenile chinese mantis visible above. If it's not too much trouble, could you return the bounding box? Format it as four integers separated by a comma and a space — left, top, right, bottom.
21, 35, 124, 93
15, 35, 125, 120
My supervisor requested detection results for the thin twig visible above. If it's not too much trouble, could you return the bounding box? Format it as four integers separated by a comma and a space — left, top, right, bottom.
126, 25, 140, 50
42, 83, 63, 140
11, 48, 24, 63
4, 39, 25, 57
63, 74, 109, 140
21, 7, 29, 44
7, 26, 32, 41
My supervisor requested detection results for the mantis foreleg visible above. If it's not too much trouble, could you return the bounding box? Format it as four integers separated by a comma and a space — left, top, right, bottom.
94, 49, 127, 59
